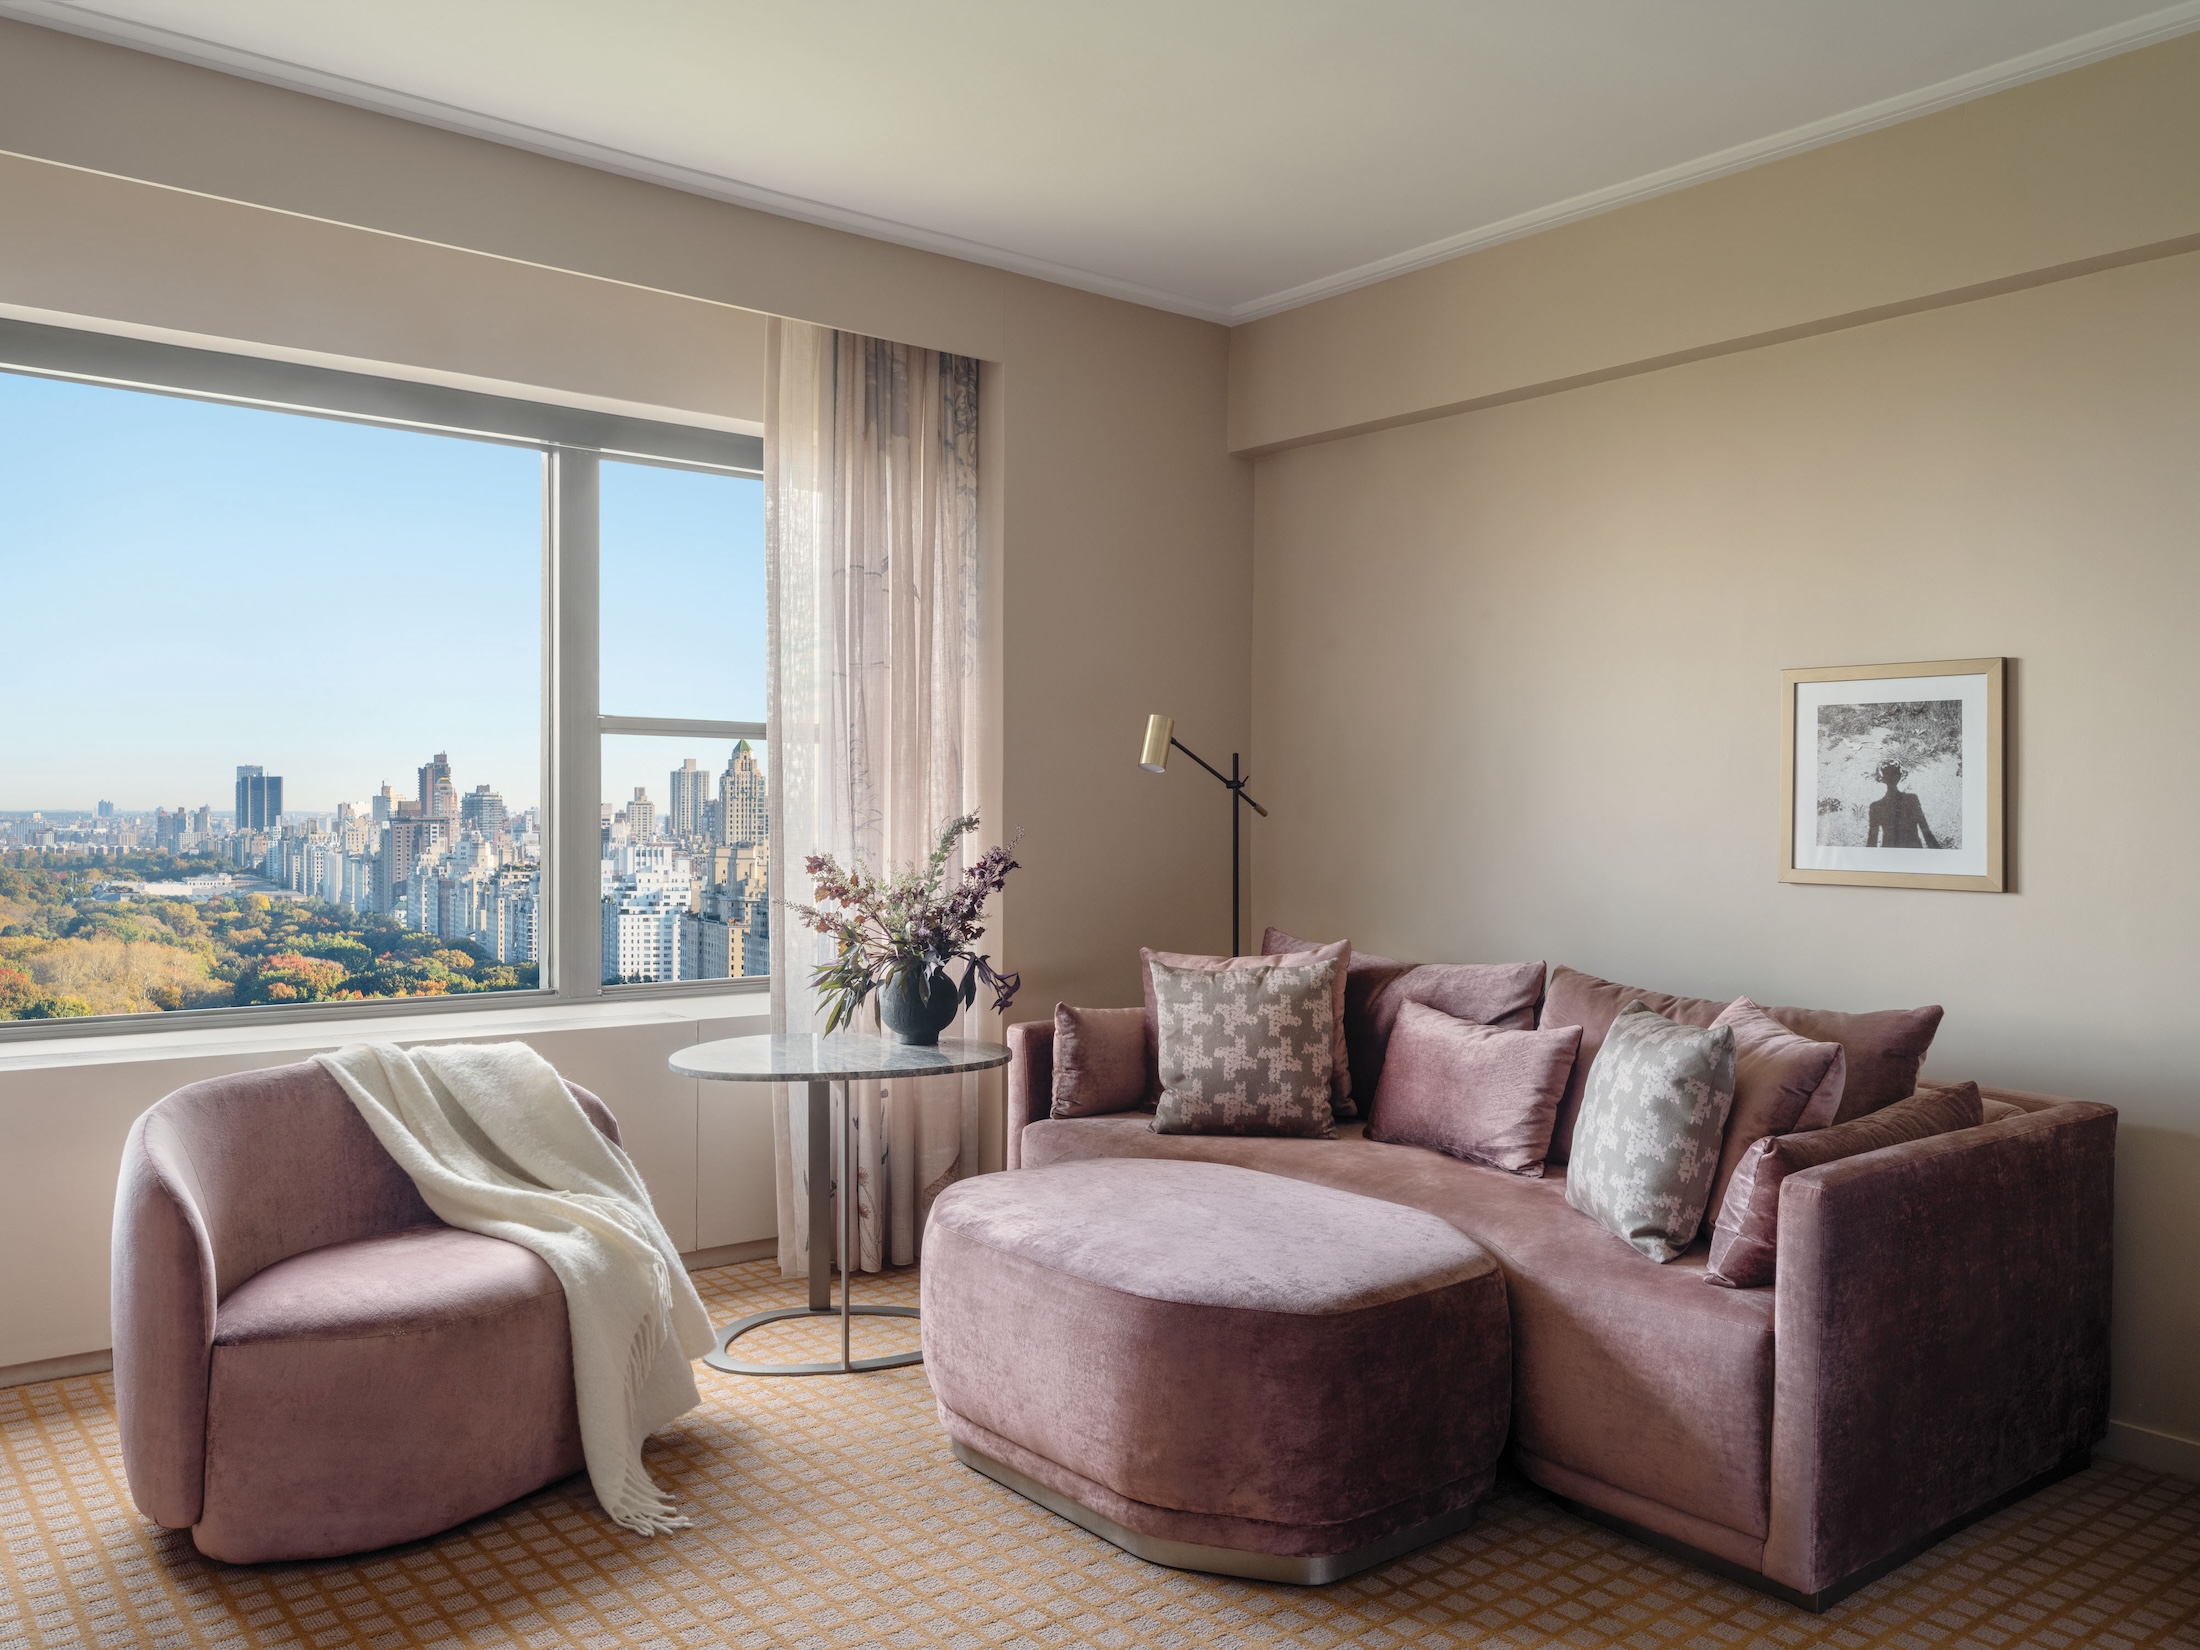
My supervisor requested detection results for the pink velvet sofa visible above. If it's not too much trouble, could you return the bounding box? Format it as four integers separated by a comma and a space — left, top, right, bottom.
1004, 1019, 2115, 1611
112, 1060, 616, 1563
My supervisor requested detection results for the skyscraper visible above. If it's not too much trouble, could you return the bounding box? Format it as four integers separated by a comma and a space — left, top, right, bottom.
718, 740, 767, 847
235, 765, 282, 831
372, 782, 395, 827
418, 752, 456, 820
626, 787, 657, 842
667, 758, 707, 841
460, 784, 507, 841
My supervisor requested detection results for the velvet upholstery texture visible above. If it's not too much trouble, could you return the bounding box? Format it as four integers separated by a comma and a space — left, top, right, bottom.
1765, 1092, 2114, 1595
1144, 942, 1352, 1116
1018, 1119, 1778, 1546
1706, 1081, 1984, 1290
922, 1159, 1510, 1558
1540, 967, 1943, 1161
1004, 1019, 1055, 1170
1364, 1003, 1580, 1176
1014, 1083, 2112, 1600
1263, 928, 1544, 1103
1705, 997, 1847, 1223
111, 1059, 619, 1562
1050, 1004, 1148, 1118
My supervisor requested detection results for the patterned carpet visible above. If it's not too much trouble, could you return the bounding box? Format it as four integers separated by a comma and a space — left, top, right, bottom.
2, 1259, 2195, 1650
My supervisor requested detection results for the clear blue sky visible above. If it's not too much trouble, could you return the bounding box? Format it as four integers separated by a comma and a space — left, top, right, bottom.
0, 369, 763, 816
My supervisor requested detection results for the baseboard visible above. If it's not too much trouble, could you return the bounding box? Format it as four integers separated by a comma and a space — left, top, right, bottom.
2100, 1420, 2200, 1485
681, 1238, 777, 1271
0, 1349, 112, 1390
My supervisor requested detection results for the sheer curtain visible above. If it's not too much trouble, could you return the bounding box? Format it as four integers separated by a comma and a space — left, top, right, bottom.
765, 317, 986, 1277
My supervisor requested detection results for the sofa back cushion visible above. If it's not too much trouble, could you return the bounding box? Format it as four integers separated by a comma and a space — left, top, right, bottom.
1149, 957, 1340, 1138
1564, 1004, 1738, 1262
1706, 997, 1846, 1222
1050, 1004, 1148, 1118
1262, 928, 1544, 1104
1705, 1080, 1985, 1288
1542, 966, 1945, 1160
1144, 941, 1351, 1117
1365, 1002, 1581, 1176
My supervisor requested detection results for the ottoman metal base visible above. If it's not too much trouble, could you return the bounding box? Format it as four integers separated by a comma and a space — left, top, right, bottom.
952, 1439, 1480, 1586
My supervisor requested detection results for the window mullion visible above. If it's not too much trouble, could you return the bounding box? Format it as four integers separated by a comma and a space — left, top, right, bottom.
549, 448, 603, 1004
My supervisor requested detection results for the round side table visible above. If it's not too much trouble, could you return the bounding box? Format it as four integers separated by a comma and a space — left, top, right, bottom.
670, 1032, 1011, 1376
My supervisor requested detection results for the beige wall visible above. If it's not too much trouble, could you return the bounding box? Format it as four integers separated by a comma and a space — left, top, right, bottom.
0, 18, 1248, 1370
1250, 244, 2200, 1476
1229, 31, 2200, 456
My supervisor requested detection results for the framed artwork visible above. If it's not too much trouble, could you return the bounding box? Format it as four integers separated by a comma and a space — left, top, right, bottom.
1781, 657, 2004, 892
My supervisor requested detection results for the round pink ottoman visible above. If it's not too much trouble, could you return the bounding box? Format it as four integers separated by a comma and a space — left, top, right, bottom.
921, 1158, 1511, 1583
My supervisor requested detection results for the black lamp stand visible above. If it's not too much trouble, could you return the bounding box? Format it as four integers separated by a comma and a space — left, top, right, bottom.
1165, 736, 1268, 955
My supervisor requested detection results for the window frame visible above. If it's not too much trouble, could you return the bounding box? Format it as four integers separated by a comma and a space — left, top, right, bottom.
0, 318, 767, 1043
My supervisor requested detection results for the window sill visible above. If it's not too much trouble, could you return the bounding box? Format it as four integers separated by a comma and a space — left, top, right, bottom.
0, 989, 774, 1074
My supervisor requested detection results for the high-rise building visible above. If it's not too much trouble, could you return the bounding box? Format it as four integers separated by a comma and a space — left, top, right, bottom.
379, 815, 451, 914
96, 800, 114, 818
460, 784, 507, 841
627, 787, 657, 842
235, 765, 283, 832
192, 805, 213, 838
668, 758, 707, 840
717, 740, 767, 847
418, 752, 457, 820
601, 843, 688, 982
372, 783, 395, 827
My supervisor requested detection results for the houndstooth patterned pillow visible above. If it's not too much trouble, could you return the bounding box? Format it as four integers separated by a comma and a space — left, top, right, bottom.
1150, 957, 1339, 1138
1563, 1002, 1737, 1261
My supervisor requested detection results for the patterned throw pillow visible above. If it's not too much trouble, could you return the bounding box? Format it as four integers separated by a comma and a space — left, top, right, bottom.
1563, 1002, 1737, 1261
1150, 958, 1339, 1138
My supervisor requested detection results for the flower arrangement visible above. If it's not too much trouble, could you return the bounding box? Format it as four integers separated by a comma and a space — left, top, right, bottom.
789, 812, 1023, 1036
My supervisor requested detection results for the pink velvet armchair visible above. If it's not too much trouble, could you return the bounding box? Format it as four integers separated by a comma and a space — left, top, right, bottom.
112, 1058, 617, 1563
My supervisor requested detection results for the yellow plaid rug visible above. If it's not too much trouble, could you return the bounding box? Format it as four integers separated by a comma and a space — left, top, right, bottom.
2, 1259, 2195, 1649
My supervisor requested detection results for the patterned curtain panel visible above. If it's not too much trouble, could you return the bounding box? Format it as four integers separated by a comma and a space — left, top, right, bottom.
765, 317, 984, 1277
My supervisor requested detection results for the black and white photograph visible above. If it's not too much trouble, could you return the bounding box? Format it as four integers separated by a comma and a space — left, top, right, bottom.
1782, 659, 2004, 892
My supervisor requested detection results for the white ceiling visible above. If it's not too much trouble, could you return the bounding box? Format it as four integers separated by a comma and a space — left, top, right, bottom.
9, 0, 2200, 322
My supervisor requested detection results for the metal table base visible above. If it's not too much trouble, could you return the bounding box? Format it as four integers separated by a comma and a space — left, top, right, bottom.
701, 1076, 922, 1377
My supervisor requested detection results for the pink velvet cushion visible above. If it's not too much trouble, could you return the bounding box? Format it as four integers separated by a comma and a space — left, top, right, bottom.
1365, 1002, 1582, 1177
1541, 966, 1944, 1161
1705, 997, 1847, 1222
1143, 942, 1351, 1116
199, 1222, 585, 1563
1051, 1004, 1147, 1118
1705, 1081, 1985, 1289
1263, 928, 1545, 1105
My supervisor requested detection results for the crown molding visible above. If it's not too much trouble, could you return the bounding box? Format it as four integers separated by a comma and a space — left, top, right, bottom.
0, 0, 1237, 323
6, 0, 2198, 329
1226, 0, 2200, 321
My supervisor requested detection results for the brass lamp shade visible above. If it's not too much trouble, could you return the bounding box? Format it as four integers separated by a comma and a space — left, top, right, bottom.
1140, 714, 1174, 773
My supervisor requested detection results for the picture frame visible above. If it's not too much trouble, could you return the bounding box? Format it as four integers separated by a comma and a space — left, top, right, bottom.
1780, 657, 2004, 892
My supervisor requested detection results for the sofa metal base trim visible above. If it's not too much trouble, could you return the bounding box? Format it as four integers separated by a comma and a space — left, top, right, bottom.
950, 1439, 1480, 1586
1548, 1446, 2094, 1613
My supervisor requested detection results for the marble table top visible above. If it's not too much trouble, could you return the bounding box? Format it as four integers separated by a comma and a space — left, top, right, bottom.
670, 1032, 1012, 1083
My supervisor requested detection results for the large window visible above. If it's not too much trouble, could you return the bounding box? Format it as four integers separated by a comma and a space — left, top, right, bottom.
0, 321, 763, 1033
597, 460, 769, 990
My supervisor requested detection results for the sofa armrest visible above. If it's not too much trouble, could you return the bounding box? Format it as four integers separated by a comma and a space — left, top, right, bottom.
1764, 1100, 2115, 1597
111, 1110, 219, 1530
1004, 1019, 1055, 1170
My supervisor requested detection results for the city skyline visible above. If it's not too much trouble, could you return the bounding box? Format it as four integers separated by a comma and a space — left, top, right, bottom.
1, 367, 764, 813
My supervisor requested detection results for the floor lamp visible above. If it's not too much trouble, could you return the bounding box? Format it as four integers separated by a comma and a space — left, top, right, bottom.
1140, 714, 1268, 956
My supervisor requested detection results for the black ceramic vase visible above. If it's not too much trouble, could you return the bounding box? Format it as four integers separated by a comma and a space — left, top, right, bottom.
877, 967, 960, 1045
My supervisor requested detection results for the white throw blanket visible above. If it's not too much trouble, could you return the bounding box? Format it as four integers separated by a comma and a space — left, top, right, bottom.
316, 1042, 715, 1534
